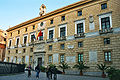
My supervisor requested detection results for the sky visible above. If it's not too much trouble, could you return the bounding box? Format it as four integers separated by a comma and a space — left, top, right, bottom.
0, 0, 81, 30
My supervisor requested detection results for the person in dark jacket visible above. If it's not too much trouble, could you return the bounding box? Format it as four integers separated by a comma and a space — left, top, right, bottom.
27, 64, 32, 77
46, 66, 53, 80
35, 64, 40, 79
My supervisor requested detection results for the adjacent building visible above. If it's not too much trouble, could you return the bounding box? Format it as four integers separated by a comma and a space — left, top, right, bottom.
5, 0, 120, 72
0, 29, 7, 61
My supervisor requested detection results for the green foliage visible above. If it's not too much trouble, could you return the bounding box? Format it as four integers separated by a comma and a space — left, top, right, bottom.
97, 64, 109, 71
73, 62, 89, 70
49, 64, 56, 68
59, 62, 70, 73
106, 67, 120, 80
40, 66, 46, 72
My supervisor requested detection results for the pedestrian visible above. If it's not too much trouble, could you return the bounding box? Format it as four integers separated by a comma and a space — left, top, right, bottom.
46, 66, 52, 80
52, 66, 57, 80
27, 64, 32, 77
35, 64, 40, 79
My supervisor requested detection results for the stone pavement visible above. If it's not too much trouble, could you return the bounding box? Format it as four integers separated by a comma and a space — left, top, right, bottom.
0, 71, 109, 80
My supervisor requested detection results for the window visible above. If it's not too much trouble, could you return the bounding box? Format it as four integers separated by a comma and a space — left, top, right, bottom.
16, 50, 18, 53
25, 27, 27, 32
104, 51, 111, 61
101, 17, 110, 30
78, 53, 83, 62
8, 51, 10, 54
23, 49, 26, 53
49, 30, 54, 39
60, 54, 64, 63
30, 48, 33, 52
8, 57, 9, 62
11, 33, 12, 37
60, 27, 66, 37
77, 23, 84, 34
9, 40, 12, 47
50, 19, 53, 24
104, 38, 110, 45
78, 10, 82, 16
78, 42, 83, 47
4, 38, 6, 41
30, 56, 32, 63
40, 22, 44, 26
48, 55, 52, 63
101, 3, 107, 10
22, 56, 25, 63
18, 30, 20, 34
33, 25, 35, 30
49, 45, 52, 51
31, 34, 35, 42
60, 44, 65, 50
16, 38, 19, 46
24, 36, 27, 44
15, 56, 17, 63
61, 15, 65, 21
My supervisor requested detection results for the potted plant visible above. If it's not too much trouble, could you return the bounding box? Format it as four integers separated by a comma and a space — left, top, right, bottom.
73, 62, 89, 76
97, 64, 109, 78
59, 62, 69, 74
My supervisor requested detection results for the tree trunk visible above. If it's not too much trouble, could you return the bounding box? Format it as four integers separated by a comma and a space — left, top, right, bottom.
62, 69, 65, 74
80, 70, 83, 76
102, 71, 106, 78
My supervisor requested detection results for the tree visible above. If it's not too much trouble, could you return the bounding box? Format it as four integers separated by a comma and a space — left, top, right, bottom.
59, 62, 69, 74
73, 62, 89, 76
97, 64, 109, 78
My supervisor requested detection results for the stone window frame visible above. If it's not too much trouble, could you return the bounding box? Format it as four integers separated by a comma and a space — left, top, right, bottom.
47, 27, 55, 39
33, 25, 35, 30
104, 38, 110, 45
101, 3, 107, 10
23, 34, 28, 44
22, 56, 25, 64
18, 30, 20, 34
48, 55, 53, 64
77, 10, 82, 16
29, 56, 33, 63
48, 45, 52, 51
78, 41, 83, 48
78, 53, 83, 62
60, 43, 65, 50
30, 48, 33, 52
104, 50, 112, 62
15, 37, 20, 46
75, 19, 85, 34
99, 12, 112, 30
61, 15, 65, 21
59, 24, 67, 37
23, 48, 26, 53
8, 39, 12, 47
60, 54, 65, 63
50, 19, 53, 24
29, 32, 36, 42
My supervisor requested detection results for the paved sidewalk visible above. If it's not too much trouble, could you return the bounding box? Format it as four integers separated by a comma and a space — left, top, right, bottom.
0, 71, 109, 80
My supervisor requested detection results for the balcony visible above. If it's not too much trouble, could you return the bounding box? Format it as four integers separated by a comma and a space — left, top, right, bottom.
99, 28, 113, 34
57, 36, 66, 41
21, 44, 26, 47
28, 42, 34, 46
46, 38, 54, 43
74, 33, 85, 38
34, 40, 45, 44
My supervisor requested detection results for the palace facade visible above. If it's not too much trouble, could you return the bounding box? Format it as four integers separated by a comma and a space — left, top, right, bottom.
5, 0, 120, 72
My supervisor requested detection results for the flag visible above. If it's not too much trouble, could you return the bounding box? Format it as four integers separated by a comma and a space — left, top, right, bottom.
37, 30, 42, 40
